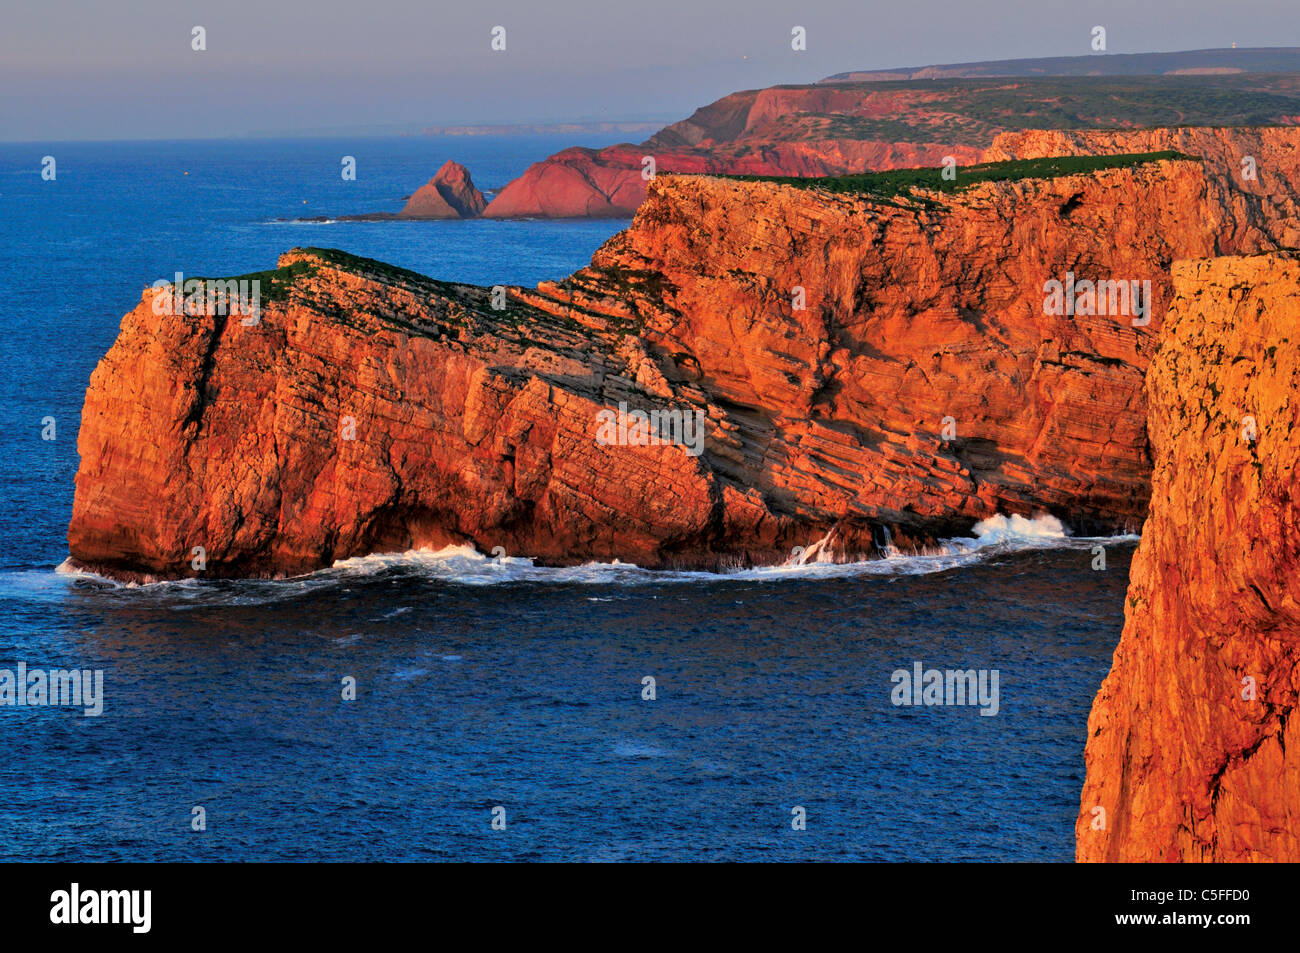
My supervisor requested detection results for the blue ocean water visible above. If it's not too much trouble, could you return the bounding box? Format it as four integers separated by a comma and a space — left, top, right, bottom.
0, 136, 1126, 861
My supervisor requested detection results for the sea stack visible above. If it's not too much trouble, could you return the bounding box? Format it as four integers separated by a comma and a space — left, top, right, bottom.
397, 160, 488, 219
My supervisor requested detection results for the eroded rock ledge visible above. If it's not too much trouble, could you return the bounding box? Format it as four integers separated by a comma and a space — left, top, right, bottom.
67, 153, 1280, 579
1077, 252, 1300, 862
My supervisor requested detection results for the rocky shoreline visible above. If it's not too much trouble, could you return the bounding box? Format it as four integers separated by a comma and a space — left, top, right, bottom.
69, 141, 1300, 579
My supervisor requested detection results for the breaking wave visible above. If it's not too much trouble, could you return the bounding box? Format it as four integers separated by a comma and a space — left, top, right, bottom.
46, 513, 1136, 601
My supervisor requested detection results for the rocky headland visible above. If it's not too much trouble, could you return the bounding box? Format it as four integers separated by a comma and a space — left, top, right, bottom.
396, 159, 487, 219
68, 144, 1299, 580
305, 159, 488, 223
67, 125, 1300, 859
326, 63, 1300, 222
475, 71, 1300, 218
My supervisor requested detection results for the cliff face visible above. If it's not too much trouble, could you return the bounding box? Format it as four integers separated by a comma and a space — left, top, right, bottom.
70, 155, 1255, 579
68, 246, 728, 579
1077, 253, 1300, 862
531, 159, 1226, 537
398, 160, 487, 219
482, 146, 654, 218
986, 127, 1300, 249
481, 141, 977, 219
486, 122, 1300, 223
481, 75, 1300, 218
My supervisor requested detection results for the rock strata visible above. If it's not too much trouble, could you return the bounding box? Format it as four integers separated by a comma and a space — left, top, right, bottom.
70, 153, 1270, 579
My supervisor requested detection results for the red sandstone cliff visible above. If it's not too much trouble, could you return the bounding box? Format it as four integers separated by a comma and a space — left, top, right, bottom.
482, 146, 652, 218
70, 153, 1270, 579
1077, 252, 1300, 862
986, 127, 1300, 249
398, 160, 487, 219
481, 140, 975, 218
482, 82, 1024, 217
481, 75, 1300, 218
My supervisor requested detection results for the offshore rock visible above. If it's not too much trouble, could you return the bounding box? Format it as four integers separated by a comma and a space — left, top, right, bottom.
398, 160, 487, 219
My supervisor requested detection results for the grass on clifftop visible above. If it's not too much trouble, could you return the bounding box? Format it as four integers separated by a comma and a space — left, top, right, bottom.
293, 246, 451, 288
182, 259, 319, 303
719, 151, 1196, 203
196, 248, 457, 293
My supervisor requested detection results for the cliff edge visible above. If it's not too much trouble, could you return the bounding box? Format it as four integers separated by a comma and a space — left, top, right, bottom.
68, 153, 1268, 579
1077, 252, 1300, 862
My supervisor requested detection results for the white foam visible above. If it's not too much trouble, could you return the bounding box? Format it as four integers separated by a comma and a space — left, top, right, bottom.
39, 513, 1137, 597
972, 512, 1066, 543
55, 558, 126, 586
316, 513, 1132, 586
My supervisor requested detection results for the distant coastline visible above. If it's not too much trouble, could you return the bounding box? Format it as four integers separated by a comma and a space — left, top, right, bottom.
418, 121, 665, 137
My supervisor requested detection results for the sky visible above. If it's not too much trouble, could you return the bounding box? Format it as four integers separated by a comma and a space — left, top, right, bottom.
3, 0, 1300, 141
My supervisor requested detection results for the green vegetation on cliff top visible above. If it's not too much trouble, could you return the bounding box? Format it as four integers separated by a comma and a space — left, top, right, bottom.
719, 150, 1195, 202
190, 247, 465, 299
178, 259, 318, 303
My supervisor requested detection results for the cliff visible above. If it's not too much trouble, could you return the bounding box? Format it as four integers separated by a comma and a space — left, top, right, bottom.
481, 139, 977, 218
986, 127, 1300, 250
397, 160, 487, 219
1077, 252, 1300, 862
482, 146, 655, 218
69, 152, 1266, 579
482, 74, 1300, 218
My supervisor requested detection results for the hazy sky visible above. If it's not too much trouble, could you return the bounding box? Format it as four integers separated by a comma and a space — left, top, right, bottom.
4, 0, 1299, 141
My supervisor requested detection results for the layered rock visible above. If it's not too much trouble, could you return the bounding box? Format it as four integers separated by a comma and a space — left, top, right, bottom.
397, 160, 487, 219
482, 146, 653, 218
70, 153, 1269, 579
1077, 252, 1300, 862
986, 127, 1300, 249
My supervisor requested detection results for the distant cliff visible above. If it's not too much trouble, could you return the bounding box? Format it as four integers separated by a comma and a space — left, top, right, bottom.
69, 152, 1274, 579
822, 47, 1300, 82
480, 73, 1300, 218
1077, 253, 1300, 862
483, 136, 977, 219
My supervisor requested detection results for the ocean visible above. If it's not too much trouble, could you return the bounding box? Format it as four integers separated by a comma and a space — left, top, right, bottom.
0, 135, 1129, 861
